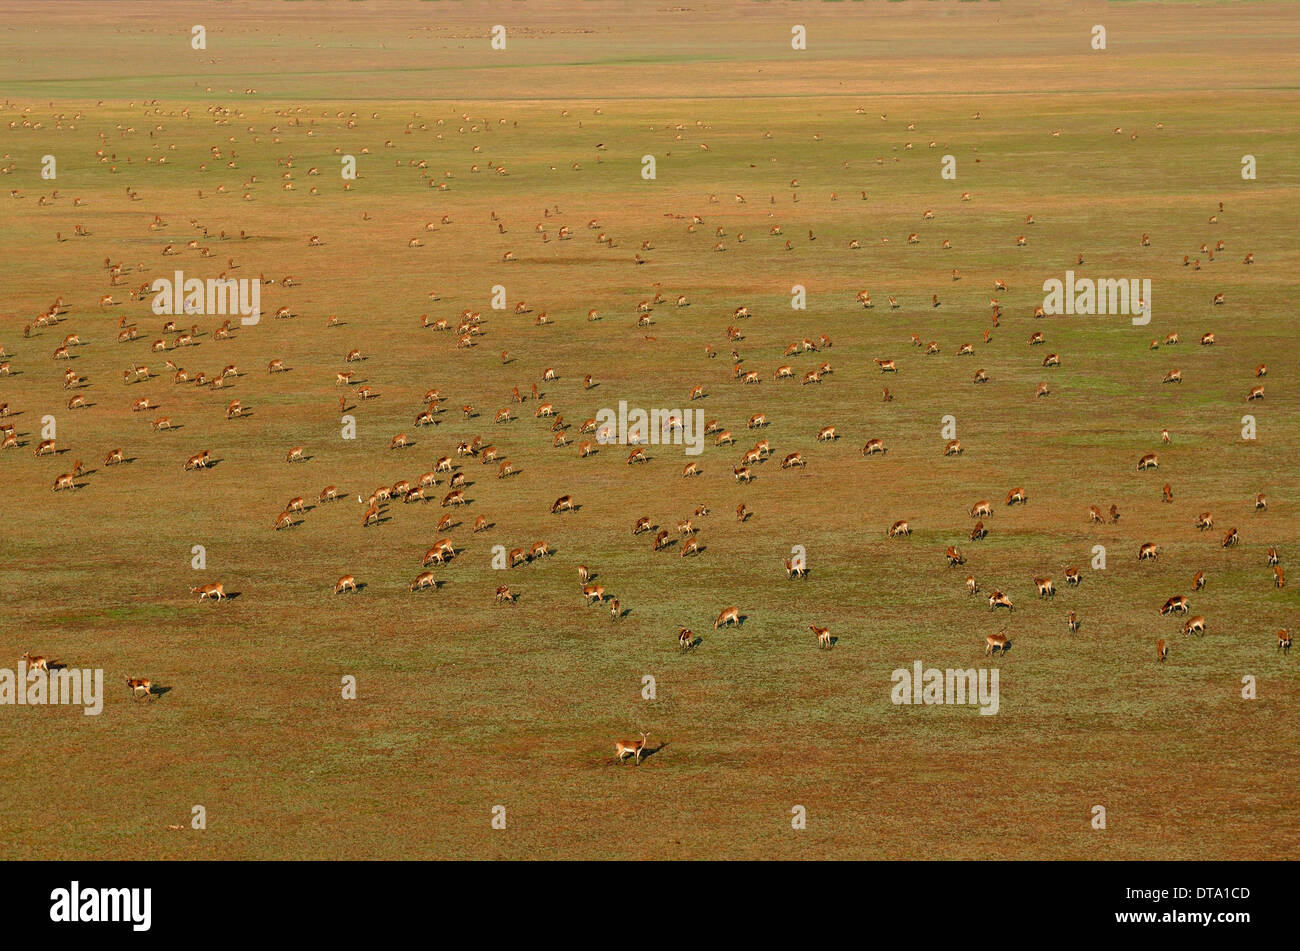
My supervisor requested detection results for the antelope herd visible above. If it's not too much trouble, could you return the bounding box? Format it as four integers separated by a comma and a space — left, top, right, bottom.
2, 73, 1291, 783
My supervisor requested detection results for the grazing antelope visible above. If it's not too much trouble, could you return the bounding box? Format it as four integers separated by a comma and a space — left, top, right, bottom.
1247, 385, 1264, 401
988, 591, 1014, 612
714, 606, 740, 629
1201, 332, 1215, 346
1256, 493, 1268, 511
191, 582, 225, 602
494, 585, 517, 604
104, 448, 125, 466
1161, 595, 1189, 616
1196, 512, 1214, 531
966, 576, 979, 596
551, 495, 574, 514
1266, 547, 1279, 567
1222, 528, 1239, 548
1182, 616, 1205, 637
1139, 542, 1159, 562
184, 450, 211, 470
286, 446, 305, 463
1157, 640, 1169, 663
943, 440, 963, 456
986, 632, 1009, 655
583, 584, 606, 605
1192, 570, 1206, 592
1035, 577, 1055, 598
1005, 488, 1027, 506
969, 521, 987, 542
888, 520, 911, 538
1162, 369, 1182, 384
780, 451, 805, 469
361, 503, 380, 527
1137, 453, 1159, 471
410, 572, 437, 592
627, 447, 648, 465
681, 538, 700, 557
1279, 630, 1292, 654
862, 438, 887, 456
1163, 483, 1174, 503
334, 575, 358, 594
1109, 504, 1121, 524
616, 732, 650, 765
945, 546, 965, 567
1275, 565, 1286, 589
1034, 382, 1050, 398
52, 471, 76, 491
126, 677, 154, 701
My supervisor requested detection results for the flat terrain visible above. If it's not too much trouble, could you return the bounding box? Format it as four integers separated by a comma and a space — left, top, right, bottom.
0, 0, 1297, 859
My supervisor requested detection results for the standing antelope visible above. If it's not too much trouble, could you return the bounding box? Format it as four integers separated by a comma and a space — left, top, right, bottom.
811, 625, 833, 649
1067, 612, 1080, 634
988, 591, 1013, 612
616, 733, 650, 765
126, 678, 155, 701
1278, 630, 1292, 654
986, 632, 1009, 655
1157, 640, 1169, 663
583, 584, 606, 605
191, 583, 225, 602
1035, 577, 1055, 598
1139, 542, 1159, 561
1064, 567, 1080, 587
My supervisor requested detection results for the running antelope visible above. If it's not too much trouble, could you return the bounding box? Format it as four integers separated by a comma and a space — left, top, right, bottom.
191, 583, 225, 601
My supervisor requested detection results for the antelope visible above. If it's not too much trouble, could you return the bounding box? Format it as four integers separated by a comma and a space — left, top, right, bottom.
1137, 453, 1159, 471
1196, 512, 1214, 531
1035, 577, 1055, 598
1161, 595, 1189, 616
551, 495, 574, 514
1275, 565, 1286, 588
184, 450, 211, 470
1043, 353, 1060, 368
1163, 484, 1174, 503
817, 426, 836, 442
1029, 331, 1044, 345
1110, 504, 1121, 524
494, 585, 517, 604
583, 584, 606, 605
410, 572, 437, 592
1065, 567, 1081, 587
191, 582, 225, 602
529, 541, 550, 560
811, 625, 833, 649
945, 546, 965, 567
988, 591, 1014, 612
126, 678, 154, 701
105, 448, 124, 466
1279, 630, 1292, 654
1200, 332, 1215, 346
876, 358, 897, 373
1157, 640, 1169, 663
1067, 612, 1080, 634
888, 520, 911, 538
1247, 385, 1264, 401
780, 451, 805, 470
1192, 570, 1206, 591
616, 733, 650, 764
1006, 488, 1027, 506
1034, 382, 1050, 398
1267, 548, 1279, 567
52, 471, 76, 491
1222, 528, 1239, 548
966, 576, 979, 596
1182, 616, 1205, 637
1162, 369, 1181, 384
969, 521, 987, 541
442, 489, 467, 508
943, 440, 963, 456
985, 632, 1009, 655
734, 466, 753, 484
681, 538, 700, 557
714, 606, 740, 629
1139, 542, 1159, 561
627, 447, 648, 465
334, 575, 358, 594
862, 438, 887, 456
1256, 493, 1268, 511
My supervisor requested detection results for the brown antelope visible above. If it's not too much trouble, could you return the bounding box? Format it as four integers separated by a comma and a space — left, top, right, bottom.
152, 416, 173, 432
1162, 369, 1182, 384
191, 582, 225, 602
677, 519, 696, 536
1163, 483, 1174, 503
714, 606, 740, 629
334, 575, 358, 594
986, 632, 1009, 655
494, 585, 517, 604
1161, 595, 1189, 616
529, 541, 551, 560
988, 591, 1013, 612
319, 485, 341, 503
1029, 331, 1044, 346
1182, 616, 1205, 637
1195, 512, 1214, 531
361, 503, 380, 527
862, 438, 887, 456
286, 446, 305, 463
969, 521, 987, 542
1005, 488, 1027, 506
184, 450, 211, 470
945, 546, 965, 567
1189, 570, 1206, 592
1278, 630, 1292, 654
1247, 385, 1265, 401
943, 440, 963, 456
577, 565, 590, 585
583, 584, 606, 605
1201, 332, 1215, 346
551, 495, 574, 514
875, 358, 897, 373
616, 733, 650, 764
1222, 528, 1239, 548
1067, 611, 1080, 634
1034, 382, 1050, 398
1035, 577, 1055, 598
678, 628, 695, 650
1156, 639, 1169, 663
22, 652, 50, 676
888, 520, 911, 539
1110, 504, 1121, 523
410, 572, 437, 592
52, 471, 76, 491
105, 448, 125, 466
811, 625, 833, 649
1266, 548, 1279, 567
1138, 542, 1159, 562
1137, 453, 1159, 471
681, 538, 700, 557
126, 677, 154, 701
780, 451, 805, 470
785, 558, 806, 579
1256, 493, 1268, 511
966, 576, 979, 596
1275, 565, 1286, 589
